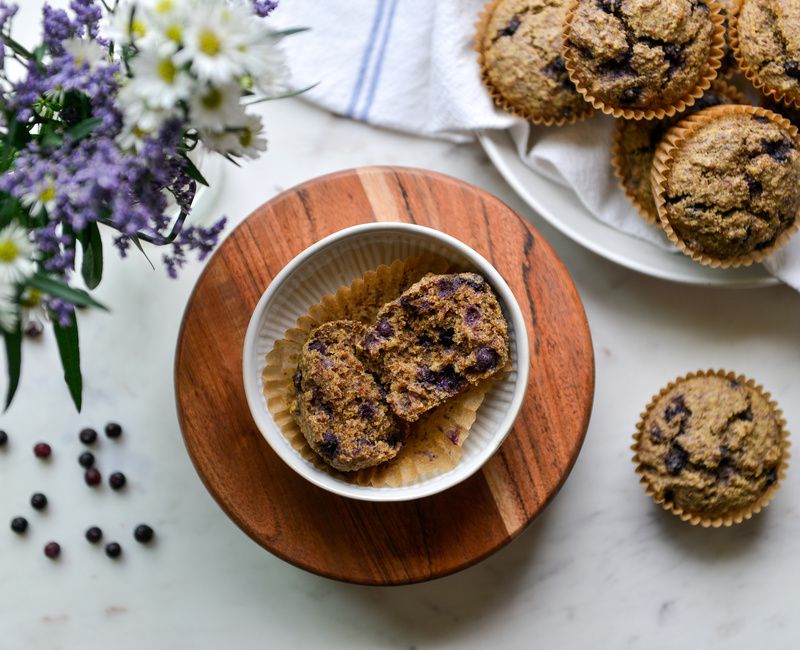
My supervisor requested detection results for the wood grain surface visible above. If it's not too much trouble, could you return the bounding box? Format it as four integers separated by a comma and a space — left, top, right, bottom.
174, 167, 595, 585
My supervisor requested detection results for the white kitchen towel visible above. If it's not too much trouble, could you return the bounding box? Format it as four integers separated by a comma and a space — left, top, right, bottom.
271, 0, 800, 290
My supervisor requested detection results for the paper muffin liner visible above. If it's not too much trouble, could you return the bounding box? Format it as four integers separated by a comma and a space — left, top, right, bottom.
610, 79, 748, 223
730, 0, 800, 110
262, 255, 501, 488
563, 0, 727, 120
651, 103, 800, 267
632, 369, 790, 528
474, 0, 594, 126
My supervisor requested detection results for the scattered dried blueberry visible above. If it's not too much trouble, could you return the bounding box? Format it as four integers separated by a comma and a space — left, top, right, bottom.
664, 395, 690, 422
44, 542, 61, 559
765, 466, 778, 486
10, 517, 28, 534
134, 524, 154, 544
621, 86, 641, 104
79, 427, 98, 445
109, 472, 127, 490
85, 467, 102, 486
23, 320, 44, 338
762, 137, 794, 163
0, 430, 7, 447
31, 493, 48, 510
784, 60, 800, 80
650, 425, 663, 442
735, 406, 753, 422
495, 14, 520, 38
78, 451, 95, 468
86, 526, 103, 544
105, 422, 123, 439
318, 431, 339, 457
664, 444, 689, 475
474, 346, 499, 373
376, 320, 394, 338
105, 542, 122, 559
33, 442, 52, 459
464, 305, 481, 327
418, 365, 465, 394
437, 327, 455, 348
306, 340, 326, 354
357, 402, 376, 420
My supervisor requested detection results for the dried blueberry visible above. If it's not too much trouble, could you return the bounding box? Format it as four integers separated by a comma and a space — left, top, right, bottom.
318, 431, 339, 457
105, 422, 123, 439
765, 466, 778, 486
664, 395, 690, 422
418, 366, 465, 394
85, 467, 102, 486
437, 327, 455, 348
716, 458, 736, 482
31, 493, 48, 510
307, 339, 326, 354
746, 175, 763, 197
417, 333, 433, 348
10, 517, 28, 534
735, 406, 753, 422
310, 391, 333, 417
134, 524, 154, 544
650, 425, 663, 442
495, 15, 520, 39
78, 451, 95, 468
44, 542, 61, 559
762, 137, 794, 163
79, 427, 98, 445
109, 472, 127, 490
664, 444, 689, 475
464, 305, 481, 327
86, 526, 103, 543
105, 542, 122, 559
437, 277, 459, 298
358, 402, 376, 420
474, 346, 499, 373
376, 320, 394, 338
33, 442, 51, 459
784, 60, 800, 80
0, 430, 7, 447
620, 87, 641, 105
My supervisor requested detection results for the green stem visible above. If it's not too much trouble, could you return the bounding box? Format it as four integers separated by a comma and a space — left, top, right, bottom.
3, 35, 33, 60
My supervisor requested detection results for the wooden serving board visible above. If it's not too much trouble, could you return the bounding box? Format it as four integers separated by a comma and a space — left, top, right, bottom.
175, 167, 594, 585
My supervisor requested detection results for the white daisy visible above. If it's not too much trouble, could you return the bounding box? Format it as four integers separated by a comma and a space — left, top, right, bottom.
62, 37, 108, 71
230, 112, 268, 159
238, 32, 289, 96
127, 49, 194, 109
0, 223, 36, 286
176, 4, 251, 84
19, 176, 57, 216
105, 0, 150, 45
189, 82, 246, 131
198, 128, 240, 156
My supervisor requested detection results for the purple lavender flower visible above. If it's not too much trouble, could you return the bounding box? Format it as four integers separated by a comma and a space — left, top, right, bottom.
162, 218, 227, 279
252, 0, 279, 17
46, 297, 76, 327
42, 5, 74, 55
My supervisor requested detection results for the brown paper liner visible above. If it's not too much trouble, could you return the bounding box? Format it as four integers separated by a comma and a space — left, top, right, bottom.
610, 80, 748, 223
651, 103, 800, 268
563, 0, 727, 120
730, 0, 800, 110
262, 255, 500, 488
632, 369, 790, 528
474, 0, 594, 126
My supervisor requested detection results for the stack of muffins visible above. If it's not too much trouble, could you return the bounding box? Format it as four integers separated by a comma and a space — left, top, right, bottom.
476, 0, 800, 269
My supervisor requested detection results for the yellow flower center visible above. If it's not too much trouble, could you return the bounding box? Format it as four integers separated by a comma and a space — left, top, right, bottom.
200, 87, 223, 110
157, 58, 177, 84
131, 18, 147, 39
155, 0, 174, 14
0, 240, 19, 263
165, 24, 182, 43
239, 128, 252, 148
39, 186, 56, 204
198, 29, 221, 56
20, 289, 41, 309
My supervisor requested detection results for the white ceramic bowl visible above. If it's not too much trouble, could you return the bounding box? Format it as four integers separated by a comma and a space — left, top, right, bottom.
242, 223, 530, 502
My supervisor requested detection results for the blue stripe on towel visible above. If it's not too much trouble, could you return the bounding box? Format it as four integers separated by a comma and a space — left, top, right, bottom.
357, 0, 399, 120
345, 0, 387, 118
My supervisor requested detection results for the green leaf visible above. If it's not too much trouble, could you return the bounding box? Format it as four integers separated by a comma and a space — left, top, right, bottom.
65, 117, 102, 142
28, 272, 108, 311
271, 26, 310, 38
2, 327, 22, 410
182, 155, 209, 187
40, 130, 64, 148
130, 235, 156, 270
244, 83, 318, 106
53, 319, 82, 411
79, 222, 104, 290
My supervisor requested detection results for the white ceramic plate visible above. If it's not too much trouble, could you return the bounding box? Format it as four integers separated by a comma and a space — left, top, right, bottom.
478, 129, 779, 288
242, 223, 530, 502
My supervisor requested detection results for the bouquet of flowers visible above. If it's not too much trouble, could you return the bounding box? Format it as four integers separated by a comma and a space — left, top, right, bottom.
0, 0, 299, 409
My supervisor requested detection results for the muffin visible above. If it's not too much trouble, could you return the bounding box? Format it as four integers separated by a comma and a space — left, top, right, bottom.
612, 80, 745, 222
732, 0, 800, 108
563, 0, 725, 119
633, 370, 788, 527
652, 104, 800, 266
364, 273, 510, 422
291, 320, 404, 471
477, 0, 593, 124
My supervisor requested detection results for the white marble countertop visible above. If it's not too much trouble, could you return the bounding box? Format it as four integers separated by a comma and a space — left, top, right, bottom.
2, 5, 800, 645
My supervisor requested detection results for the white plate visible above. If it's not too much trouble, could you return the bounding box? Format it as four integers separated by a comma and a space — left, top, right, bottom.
242, 223, 530, 502
478, 129, 779, 288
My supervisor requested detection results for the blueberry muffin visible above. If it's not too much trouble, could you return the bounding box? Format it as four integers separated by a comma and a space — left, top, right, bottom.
654, 106, 800, 263
363, 273, 510, 422
612, 80, 745, 222
634, 371, 786, 523
732, 0, 800, 107
478, 0, 592, 124
291, 320, 404, 472
563, 0, 723, 117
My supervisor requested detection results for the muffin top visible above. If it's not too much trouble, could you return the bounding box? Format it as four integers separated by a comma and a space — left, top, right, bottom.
637, 374, 783, 516
564, 0, 718, 113
735, 0, 800, 105
660, 109, 800, 260
481, 0, 591, 122
615, 81, 742, 220
291, 320, 404, 472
